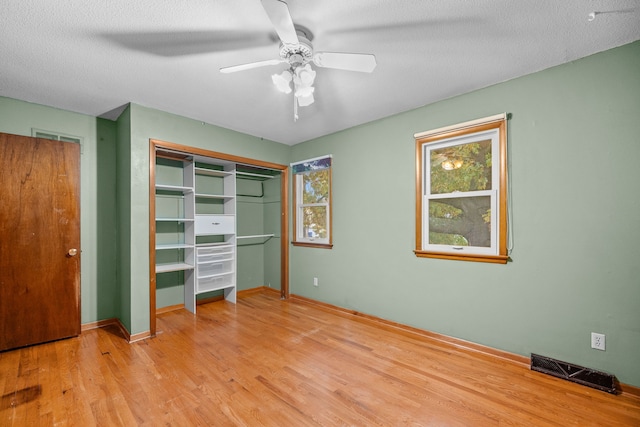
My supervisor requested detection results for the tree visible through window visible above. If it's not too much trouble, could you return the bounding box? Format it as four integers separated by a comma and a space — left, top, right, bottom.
415, 115, 508, 263
292, 155, 332, 248
301, 170, 329, 239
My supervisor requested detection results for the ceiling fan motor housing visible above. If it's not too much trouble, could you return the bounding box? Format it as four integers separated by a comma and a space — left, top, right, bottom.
279, 28, 314, 67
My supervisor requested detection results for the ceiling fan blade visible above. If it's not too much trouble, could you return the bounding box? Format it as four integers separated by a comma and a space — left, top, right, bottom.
313, 52, 377, 73
103, 31, 275, 57
220, 58, 286, 74
260, 0, 299, 45
327, 17, 478, 38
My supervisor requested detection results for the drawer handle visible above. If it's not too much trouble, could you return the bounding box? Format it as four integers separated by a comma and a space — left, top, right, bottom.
212, 222, 220, 225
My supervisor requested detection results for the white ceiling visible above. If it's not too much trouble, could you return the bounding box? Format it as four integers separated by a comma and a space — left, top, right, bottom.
2, 1, 639, 145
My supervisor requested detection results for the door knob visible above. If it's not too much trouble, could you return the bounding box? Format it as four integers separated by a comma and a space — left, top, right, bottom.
68, 248, 78, 256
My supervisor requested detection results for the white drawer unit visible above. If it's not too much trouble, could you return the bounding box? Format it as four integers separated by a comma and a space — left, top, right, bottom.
196, 244, 234, 263
197, 274, 235, 293
195, 214, 235, 235
197, 259, 233, 278
194, 244, 236, 302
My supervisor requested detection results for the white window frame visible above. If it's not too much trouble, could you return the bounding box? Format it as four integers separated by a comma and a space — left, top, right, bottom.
291, 155, 333, 249
415, 115, 508, 264
32, 128, 84, 154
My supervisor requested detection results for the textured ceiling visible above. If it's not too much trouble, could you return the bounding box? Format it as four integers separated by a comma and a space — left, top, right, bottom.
1, 0, 639, 145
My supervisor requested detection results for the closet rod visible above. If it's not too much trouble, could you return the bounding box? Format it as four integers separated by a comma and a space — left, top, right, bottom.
236, 171, 276, 179
237, 234, 276, 239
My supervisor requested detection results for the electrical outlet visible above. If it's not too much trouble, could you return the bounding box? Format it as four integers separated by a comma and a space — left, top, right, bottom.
591, 332, 605, 351
313, 277, 318, 287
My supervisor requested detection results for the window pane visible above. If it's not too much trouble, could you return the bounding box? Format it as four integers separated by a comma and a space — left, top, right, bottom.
301, 206, 327, 239
428, 196, 491, 247
60, 136, 81, 144
430, 139, 492, 194
35, 132, 59, 141
302, 170, 329, 204
291, 156, 331, 174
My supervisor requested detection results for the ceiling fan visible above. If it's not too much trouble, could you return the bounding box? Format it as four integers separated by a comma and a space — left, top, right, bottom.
220, 0, 377, 120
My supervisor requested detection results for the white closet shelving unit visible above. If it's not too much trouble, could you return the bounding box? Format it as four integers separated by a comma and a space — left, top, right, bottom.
189, 162, 237, 313
154, 160, 195, 276
155, 154, 237, 314
154, 153, 284, 314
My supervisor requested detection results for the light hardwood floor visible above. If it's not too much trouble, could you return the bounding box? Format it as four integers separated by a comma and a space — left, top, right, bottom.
1, 291, 639, 426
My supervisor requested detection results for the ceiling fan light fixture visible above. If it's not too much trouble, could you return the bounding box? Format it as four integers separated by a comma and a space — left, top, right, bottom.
294, 85, 314, 98
296, 90, 315, 107
292, 63, 316, 107
272, 70, 293, 94
294, 63, 316, 86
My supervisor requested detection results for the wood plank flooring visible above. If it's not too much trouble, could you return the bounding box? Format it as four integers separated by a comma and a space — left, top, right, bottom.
1, 291, 639, 426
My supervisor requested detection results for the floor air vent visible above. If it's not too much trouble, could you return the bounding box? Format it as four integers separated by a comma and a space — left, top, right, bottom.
531, 353, 617, 394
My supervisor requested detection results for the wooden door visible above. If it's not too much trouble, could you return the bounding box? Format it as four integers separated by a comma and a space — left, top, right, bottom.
0, 132, 81, 351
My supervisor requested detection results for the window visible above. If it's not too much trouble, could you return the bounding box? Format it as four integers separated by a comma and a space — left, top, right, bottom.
291, 155, 332, 248
415, 114, 508, 263
32, 129, 83, 153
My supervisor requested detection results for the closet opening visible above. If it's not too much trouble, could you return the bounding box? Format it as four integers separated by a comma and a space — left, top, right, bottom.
149, 139, 289, 336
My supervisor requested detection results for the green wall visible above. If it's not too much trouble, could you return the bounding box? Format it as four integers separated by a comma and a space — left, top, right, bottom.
116, 106, 132, 330
237, 180, 267, 291
0, 97, 119, 325
289, 41, 640, 387
263, 175, 283, 290
96, 118, 119, 320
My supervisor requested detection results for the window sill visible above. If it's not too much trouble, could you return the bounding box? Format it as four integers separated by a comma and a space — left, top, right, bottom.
292, 241, 333, 249
414, 250, 509, 264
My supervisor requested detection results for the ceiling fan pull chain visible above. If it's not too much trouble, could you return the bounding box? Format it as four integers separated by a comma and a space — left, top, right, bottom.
294, 94, 299, 121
